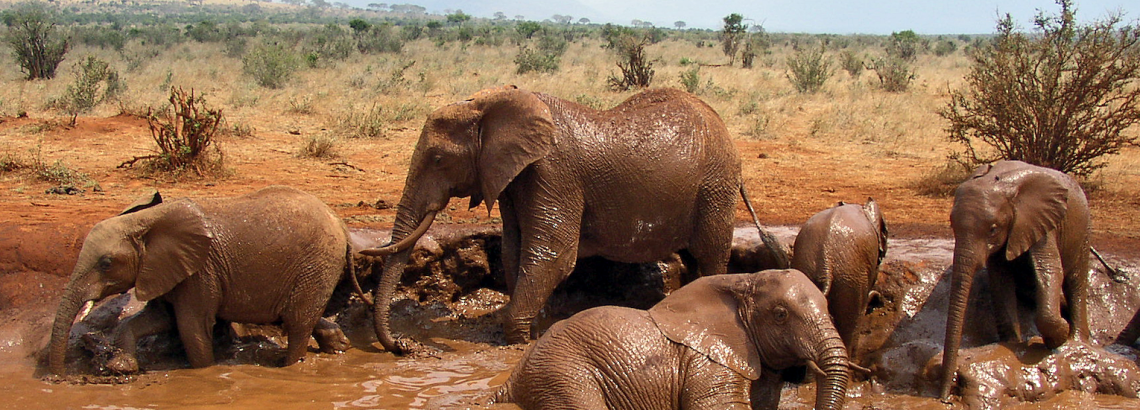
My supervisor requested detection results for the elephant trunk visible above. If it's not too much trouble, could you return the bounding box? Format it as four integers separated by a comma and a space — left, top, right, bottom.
371, 204, 437, 353
939, 247, 983, 400
48, 277, 94, 374
812, 332, 850, 410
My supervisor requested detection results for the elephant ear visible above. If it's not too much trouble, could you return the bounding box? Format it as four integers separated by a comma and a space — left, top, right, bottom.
649, 275, 762, 380
120, 190, 163, 215
473, 88, 556, 210
1003, 169, 1069, 260
862, 197, 888, 263
135, 199, 213, 301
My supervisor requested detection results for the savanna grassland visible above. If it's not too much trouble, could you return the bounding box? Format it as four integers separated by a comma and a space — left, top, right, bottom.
0, 0, 1137, 308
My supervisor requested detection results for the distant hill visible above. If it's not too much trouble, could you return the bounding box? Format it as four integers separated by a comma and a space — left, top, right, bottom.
344, 0, 611, 23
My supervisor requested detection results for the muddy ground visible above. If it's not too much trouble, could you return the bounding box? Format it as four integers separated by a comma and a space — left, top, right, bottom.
1, 114, 1139, 409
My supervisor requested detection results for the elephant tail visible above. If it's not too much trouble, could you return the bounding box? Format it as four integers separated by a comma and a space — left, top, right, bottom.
1092, 246, 1128, 283
740, 184, 791, 269
346, 242, 374, 307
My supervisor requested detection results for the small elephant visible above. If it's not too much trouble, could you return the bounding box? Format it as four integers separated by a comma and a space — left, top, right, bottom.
493, 269, 849, 410
939, 160, 1091, 399
49, 186, 354, 374
361, 86, 788, 351
792, 198, 887, 364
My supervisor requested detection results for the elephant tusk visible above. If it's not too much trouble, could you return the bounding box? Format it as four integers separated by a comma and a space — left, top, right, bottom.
76, 300, 96, 322
360, 211, 437, 257
806, 360, 827, 378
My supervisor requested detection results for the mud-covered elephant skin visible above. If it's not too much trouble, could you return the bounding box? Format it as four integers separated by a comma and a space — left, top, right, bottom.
792, 198, 887, 364
939, 160, 1091, 399
493, 269, 849, 410
48, 186, 354, 375
361, 85, 789, 351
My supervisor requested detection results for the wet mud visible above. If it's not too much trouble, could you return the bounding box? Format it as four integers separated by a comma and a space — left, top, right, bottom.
2, 223, 1140, 409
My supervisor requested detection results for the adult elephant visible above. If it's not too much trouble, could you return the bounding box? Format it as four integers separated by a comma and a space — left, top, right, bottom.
791, 198, 887, 365
49, 186, 354, 375
493, 269, 849, 410
361, 85, 789, 350
939, 160, 1091, 400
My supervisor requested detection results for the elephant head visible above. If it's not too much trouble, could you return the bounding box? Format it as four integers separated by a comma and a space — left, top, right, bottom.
649, 269, 850, 410
940, 160, 1071, 397
360, 85, 556, 353
49, 192, 212, 374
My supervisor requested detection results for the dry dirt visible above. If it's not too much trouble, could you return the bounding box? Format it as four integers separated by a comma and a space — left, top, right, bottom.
0, 110, 1138, 408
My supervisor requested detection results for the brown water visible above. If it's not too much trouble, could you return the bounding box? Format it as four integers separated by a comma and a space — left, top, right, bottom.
5, 226, 1140, 409
2, 337, 521, 409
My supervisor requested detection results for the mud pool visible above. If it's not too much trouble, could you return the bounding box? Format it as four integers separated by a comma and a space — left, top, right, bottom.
2, 224, 1139, 409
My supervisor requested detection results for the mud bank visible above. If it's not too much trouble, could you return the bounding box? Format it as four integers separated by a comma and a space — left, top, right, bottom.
3, 223, 1140, 409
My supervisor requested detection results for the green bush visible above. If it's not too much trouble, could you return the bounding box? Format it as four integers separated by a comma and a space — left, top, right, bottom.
871, 57, 913, 92
605, 27, 655, 90
514, 46, 559, 74
932, 39, 957, 56
941, 0, 1140, 176
242, 42, 298, 89
786, 43, 833, 94
680, 67, 701, 94
2, 2, 69, 80
355, 23, 404, 54
839, 50, 863, 77
56, 55, 125, 125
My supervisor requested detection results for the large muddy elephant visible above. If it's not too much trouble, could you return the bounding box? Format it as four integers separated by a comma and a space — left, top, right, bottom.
493, 269, 849, 410
49, 186, 354, 375
791, 198, 887, 365
939, 160, 1091, 399
361, 85, 788, 350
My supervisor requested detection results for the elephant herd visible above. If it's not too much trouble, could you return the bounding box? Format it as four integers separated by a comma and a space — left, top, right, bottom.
47, 86, 1105, 409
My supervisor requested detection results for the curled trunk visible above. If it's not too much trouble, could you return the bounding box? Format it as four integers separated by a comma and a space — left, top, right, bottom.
371, 207, 436, 353
813, 335, 851, 410
48, 285, 88, 374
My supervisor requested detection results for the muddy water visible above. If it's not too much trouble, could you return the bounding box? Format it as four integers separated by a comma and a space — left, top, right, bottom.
3, 224, 1140, 409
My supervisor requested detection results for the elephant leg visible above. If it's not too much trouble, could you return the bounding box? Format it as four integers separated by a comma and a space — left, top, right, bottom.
828, 275, 864, 363
312, 317, 350, 354
500, 198, 521, 295
107, 300, 175, 373
749, 370, 784, 410
687, 200, 733, 278
1030, 237, 1070, 348
173, 303, 217, 368
986, 262, 1023, 343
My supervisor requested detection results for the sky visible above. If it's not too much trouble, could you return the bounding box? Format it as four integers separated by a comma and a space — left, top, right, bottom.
406, 0, 1135, 35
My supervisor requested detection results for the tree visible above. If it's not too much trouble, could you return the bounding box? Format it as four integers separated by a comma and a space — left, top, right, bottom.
552, 14, 572, 24
445, 10, 470, 25
887, 29, 920, 61
941, 0, 1140, 177
578, 18, 590, 25
494, 12, 506, 20
2, 1, 69, 80
721, 13, 746, 66
674, 21, 686, 29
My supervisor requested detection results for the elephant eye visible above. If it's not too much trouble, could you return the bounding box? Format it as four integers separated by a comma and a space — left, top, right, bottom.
96, 256, 112, 271
432, 154, 442, 165
772, 305, 789, 323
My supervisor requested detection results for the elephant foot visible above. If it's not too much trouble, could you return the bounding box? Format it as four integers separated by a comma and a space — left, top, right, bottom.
313, 322, 351, 354
106, 352, 140, 374
502, 320, 533, 345
395, 337, 440, 358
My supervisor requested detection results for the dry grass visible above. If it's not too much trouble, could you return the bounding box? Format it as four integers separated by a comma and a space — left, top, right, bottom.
0, 30, 1136, 221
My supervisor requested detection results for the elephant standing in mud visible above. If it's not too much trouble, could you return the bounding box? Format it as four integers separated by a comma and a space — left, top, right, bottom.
493, 269, 849, 410
49, 186, 354, 374
361, 85, 788, 351
939, 160, 1091, 399
792, 198, 887, 365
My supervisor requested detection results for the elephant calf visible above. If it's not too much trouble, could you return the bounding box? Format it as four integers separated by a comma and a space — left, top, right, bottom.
49, 186, 354, 374
791, 198, 887, 364
493, 269, 849, 410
